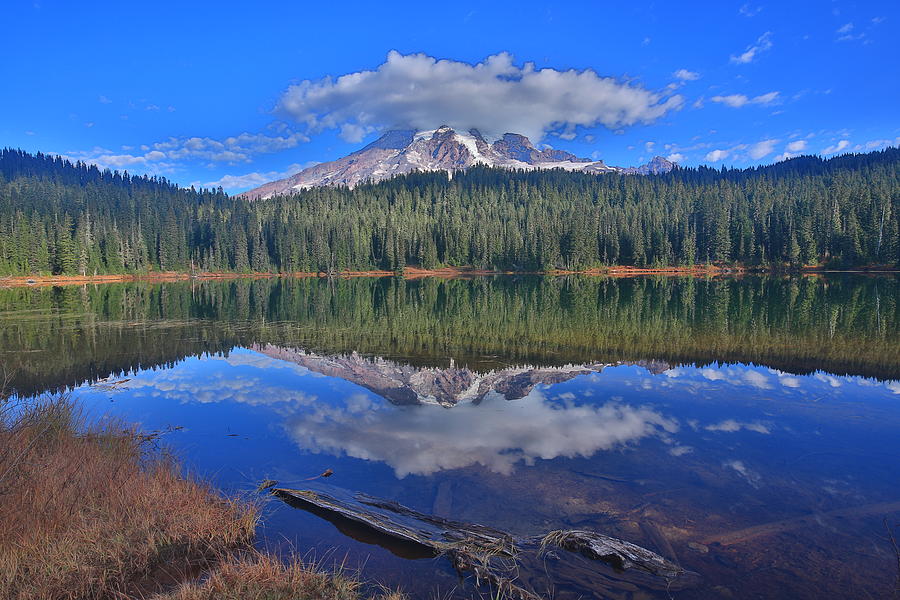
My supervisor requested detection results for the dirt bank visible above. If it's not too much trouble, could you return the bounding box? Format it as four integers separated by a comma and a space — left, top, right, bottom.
1, 264, 895, 288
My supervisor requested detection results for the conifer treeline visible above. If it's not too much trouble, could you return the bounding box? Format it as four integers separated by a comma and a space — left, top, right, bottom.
0, 147, 897, 275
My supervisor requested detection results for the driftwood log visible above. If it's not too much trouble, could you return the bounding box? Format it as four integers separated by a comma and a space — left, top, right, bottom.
272, 484, 699, 599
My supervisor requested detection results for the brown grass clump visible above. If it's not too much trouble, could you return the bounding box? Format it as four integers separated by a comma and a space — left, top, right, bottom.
151, 552, 407, 600
0, 394, 258, 600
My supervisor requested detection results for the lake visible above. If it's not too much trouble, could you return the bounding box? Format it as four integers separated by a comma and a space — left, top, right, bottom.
2, 274, 898, 599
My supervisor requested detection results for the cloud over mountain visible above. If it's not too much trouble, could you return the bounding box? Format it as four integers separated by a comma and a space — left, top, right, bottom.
276, 51, 684, 142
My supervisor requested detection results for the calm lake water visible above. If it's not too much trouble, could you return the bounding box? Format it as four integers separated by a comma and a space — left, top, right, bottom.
2, 275, 899, 599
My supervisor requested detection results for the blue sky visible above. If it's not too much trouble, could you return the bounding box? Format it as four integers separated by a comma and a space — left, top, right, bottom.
3, 0, 898, 192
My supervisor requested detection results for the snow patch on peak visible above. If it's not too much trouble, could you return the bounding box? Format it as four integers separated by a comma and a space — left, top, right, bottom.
451, 130, 488, 163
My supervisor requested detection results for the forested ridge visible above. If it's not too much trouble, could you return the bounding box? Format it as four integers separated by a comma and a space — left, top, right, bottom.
0, 146, 897, 275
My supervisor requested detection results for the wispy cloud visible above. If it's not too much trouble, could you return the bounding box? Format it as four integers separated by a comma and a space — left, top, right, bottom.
711, 91, 779, 108
774, 139, 808, 161
673, 68, 700, 81
65, 129, 310, 175
853, 138, 900, 151
822, 139, 850, 155
738, 3, 763, 17
749, 138, 778, 160
62, 147, 173, 172
152, 131, 309, 163
730, 31, 773, 64
195, 163, 313, 191
704, 138, 777, 163
835, 22, 866, 42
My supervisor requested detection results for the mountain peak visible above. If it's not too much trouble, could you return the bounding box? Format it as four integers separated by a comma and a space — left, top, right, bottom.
358, 129, 415, 152
239, 128, 674, 199
621, 155, 675, 175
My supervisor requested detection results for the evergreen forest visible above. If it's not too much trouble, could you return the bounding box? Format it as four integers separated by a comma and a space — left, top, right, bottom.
0, 147, 897, 275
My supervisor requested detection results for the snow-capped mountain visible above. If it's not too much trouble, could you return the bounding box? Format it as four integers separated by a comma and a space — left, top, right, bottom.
239, 126, 674, 199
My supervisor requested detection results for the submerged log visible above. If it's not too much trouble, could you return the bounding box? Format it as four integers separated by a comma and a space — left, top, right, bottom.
272, 484, 698, 599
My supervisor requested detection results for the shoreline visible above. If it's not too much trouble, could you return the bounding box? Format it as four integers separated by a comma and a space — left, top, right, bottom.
0, 264, 896, 288
1, 395, 405, 600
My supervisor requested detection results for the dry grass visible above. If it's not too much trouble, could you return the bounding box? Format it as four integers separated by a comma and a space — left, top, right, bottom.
0, 392, 408, 600
0, 394, 258, 599
151, 552, 406, 600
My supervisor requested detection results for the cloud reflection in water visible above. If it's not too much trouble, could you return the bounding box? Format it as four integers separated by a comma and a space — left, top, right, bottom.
285, 389, 678, 477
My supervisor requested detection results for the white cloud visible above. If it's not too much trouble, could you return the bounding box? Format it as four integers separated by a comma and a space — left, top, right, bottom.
144, 150, 166, 161
730, 31, 773, 64
276, 51, 684, 142
822, 140, 850, 155
749, 139, 778, 160
705, 140, 779, 164
705, 149, 730, 162
64, 128, 310, 176
775, 139, 809, 162
858, 138, 900, 151
153, 131, 309, 163
673, 69, 700, 81
711, 91, 779, 108
666, 152, 685, 163
98, 95, 111, 104
752, 91, 780, 105
712, 95, 751, 108
61, 147, 159, 169
196, 163, 310, 191
338, 123, 376, 143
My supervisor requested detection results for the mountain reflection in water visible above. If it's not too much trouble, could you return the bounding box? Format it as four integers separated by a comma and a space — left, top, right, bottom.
2, 274, 899, 599
2, 274, 898, 398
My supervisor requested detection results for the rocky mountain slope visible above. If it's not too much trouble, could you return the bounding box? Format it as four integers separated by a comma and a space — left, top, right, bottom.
239, 126, 674, 199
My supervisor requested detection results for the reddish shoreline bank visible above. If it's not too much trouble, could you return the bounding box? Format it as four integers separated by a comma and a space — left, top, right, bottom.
0, 265, 896, 288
